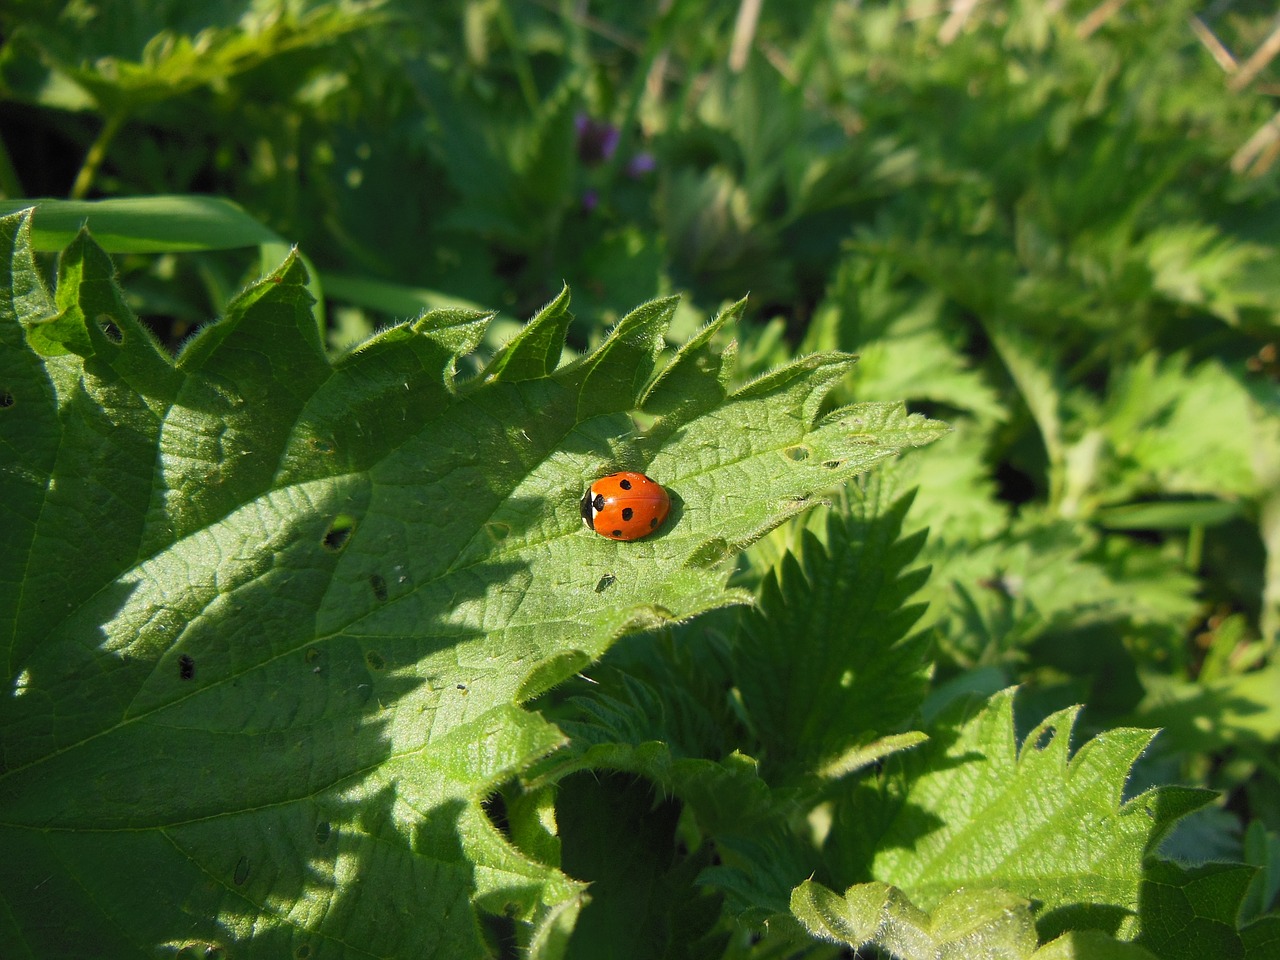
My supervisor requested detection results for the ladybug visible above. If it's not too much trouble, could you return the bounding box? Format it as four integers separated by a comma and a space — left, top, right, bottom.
580, 471, 671, 541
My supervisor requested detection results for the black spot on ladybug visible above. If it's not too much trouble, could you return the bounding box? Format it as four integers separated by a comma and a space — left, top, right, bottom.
611, 529, 622, 538
621, 507, 634, 521
178, 654, 195, 681
593, 494, 605, 511
649, 517, 659, 528
618, 478, 632, 490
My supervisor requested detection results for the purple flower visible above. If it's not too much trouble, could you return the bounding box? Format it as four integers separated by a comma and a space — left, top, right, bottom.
625, 152, 656, 178
575, 113, 620, 166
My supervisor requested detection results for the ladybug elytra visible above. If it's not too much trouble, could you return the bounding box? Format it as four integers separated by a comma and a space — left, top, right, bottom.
580, 471, 671, 541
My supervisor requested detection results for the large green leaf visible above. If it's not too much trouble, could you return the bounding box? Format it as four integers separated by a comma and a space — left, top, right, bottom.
734, 483, 933, 784
0, 210, 947, 956
823, 688, 1215, 943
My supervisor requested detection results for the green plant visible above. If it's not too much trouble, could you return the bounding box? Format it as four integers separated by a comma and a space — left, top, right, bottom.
4, 0, 1280, 956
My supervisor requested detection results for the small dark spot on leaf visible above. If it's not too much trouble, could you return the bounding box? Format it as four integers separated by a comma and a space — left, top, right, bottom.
782, 445, 810, 462
370, 573, 388, 602
314, 821, 331, 845
365, 651, 385, 671
457, 683, 469, 694
97, 315, 123, 343
178, 654, 195, 681
309, 437, 334, 454
822, 460, 845, 470
0, 390, 14, 408
595, 573, 616, 593
305, 647, 321, 664
485, 521, 511, 542
233, 856, 250, 886
322, 515, 355, 552
295, 945, 313, 960
1032, 727, 1054, 751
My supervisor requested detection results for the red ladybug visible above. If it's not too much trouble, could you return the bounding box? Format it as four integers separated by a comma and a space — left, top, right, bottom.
580, 471, 671, 541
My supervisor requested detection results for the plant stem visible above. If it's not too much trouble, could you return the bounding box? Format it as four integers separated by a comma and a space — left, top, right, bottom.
70, 109, 127, 199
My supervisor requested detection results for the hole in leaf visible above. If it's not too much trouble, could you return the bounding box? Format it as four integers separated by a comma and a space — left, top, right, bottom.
233, 856, 250, 886
322, 515, 356, 552
782, 445, 810, 462
370, 573, 388, 602
485, 521, 511, 542
365, 651, 385, 671
0, 390, 13, 409
97, 315, 123, 343
178, 654, 195, 681
595, 573, 616, 593
314, 821, 331, 845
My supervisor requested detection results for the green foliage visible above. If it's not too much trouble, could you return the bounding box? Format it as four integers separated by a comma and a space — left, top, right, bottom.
792, 881, 1161, 960
3, 0, 1280, 956
0, 209, 945, 956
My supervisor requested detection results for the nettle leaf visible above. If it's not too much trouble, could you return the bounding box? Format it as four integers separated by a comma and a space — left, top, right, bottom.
824, 688, 1216, 944
0, 211, 947, 956
1135, 861, 1280, 960
1096, 352, 1278, 504
791, 880, 1161, 960
735, 482, 933, 784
